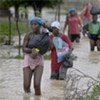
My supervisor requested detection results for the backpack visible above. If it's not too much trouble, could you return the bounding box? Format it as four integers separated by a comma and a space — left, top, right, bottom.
28, 32, 50, 55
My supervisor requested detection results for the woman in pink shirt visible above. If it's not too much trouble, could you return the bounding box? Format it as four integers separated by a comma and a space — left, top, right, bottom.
63, 8, 81, 43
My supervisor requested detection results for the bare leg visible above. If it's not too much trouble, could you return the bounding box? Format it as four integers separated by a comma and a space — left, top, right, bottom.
59, 65, 67, 80
50, 69, 59, 80
90, 39, 95, 51
23, 67, 33, 93
96, 40, 100, 51
76, 37, 80, 43
34, 65, 43, 95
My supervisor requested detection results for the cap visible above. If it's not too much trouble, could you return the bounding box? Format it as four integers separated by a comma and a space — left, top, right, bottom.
51, 21, 60, 29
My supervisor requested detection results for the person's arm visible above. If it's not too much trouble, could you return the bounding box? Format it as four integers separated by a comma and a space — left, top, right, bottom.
80, 6, 87, 18
48, 40, 54, 51
78, 16, 82, 26
61, 34, 73, 50
87, 23, 91, 38
22, 33, 32, 54
48, 35, 54, 50
22, 33, 39, 58
98, 23, 100, 38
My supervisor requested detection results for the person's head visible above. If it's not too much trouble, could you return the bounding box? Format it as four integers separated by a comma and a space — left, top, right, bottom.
29, 17, 45, 33
92, 15, 98, 22
51, 21, 60, 36
69, 8, 76, 16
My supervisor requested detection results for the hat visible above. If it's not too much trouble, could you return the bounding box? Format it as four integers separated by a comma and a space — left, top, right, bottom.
68, 8, 76, 13
51, 21, 60, 29
29, 17, 46, 25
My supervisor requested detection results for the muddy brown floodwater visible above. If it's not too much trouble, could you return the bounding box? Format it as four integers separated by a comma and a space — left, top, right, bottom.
0, 36, 100, 100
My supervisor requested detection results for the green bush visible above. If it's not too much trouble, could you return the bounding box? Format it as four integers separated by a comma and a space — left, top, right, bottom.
14, 55, 24, 59
44, 54, 50, 60
87, 84, 100, 100
87, 73, 100, 100
0, 35, 5, 43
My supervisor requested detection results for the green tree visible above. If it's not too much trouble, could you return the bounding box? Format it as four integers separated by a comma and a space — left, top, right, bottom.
0, 0, 25, 55
0, 1, 12, 45
0, 0, 63, 56
26, 0, 63, 17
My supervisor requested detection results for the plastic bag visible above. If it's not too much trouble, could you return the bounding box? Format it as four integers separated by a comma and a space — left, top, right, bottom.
90, 6, 100, 15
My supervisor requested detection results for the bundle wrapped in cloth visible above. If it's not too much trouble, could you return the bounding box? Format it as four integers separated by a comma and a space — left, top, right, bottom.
28, 32, 50, 55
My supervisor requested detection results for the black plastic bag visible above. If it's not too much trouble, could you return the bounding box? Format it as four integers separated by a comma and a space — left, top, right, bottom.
90, 6, 100, 15
63, 53, 73, 68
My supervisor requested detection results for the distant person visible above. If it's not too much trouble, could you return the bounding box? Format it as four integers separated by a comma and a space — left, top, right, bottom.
22, 17, 50, 95
63, 8, 82, 43
87, 15, 100, 51
50, 21, 74, 80
80, 2, 92, 36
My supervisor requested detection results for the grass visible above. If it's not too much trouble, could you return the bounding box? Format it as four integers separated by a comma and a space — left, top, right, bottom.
0, 19, 31, 36
87, 84, 100, 100
44, 54, 51, 60
0, 19, 51, 60
87, 73, 100, 100
14, 55, 24, 59
0, 19, 31, 43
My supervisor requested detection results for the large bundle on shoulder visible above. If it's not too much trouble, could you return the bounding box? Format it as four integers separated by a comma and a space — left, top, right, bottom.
28, 32, 50, 55
90, 6, 100, 15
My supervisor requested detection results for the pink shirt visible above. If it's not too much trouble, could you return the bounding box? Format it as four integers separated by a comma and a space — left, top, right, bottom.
67, 16, 81, 35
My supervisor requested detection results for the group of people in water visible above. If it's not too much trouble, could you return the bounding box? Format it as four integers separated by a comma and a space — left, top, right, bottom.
22, 2, 100, 96
63, 2, 100, 51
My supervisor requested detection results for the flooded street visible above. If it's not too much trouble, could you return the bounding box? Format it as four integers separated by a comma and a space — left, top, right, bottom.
0, 8, 100, 100
0, 36, 100, 100
73, 36, 100, 79
0, 59, 65, 100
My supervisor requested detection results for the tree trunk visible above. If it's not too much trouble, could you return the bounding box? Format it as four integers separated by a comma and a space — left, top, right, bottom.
58, 3, 61, 22
25, 7, 28, 19
33, 6, 42, 17
34, 9, 42, 17
8, 14, 11, 45
34, 9, 37, 16
55, 7, 58, 20
55, 4, 61, 21
38, 8, 42, 17
25, 7, 29, 33
15, 6, 21, 56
